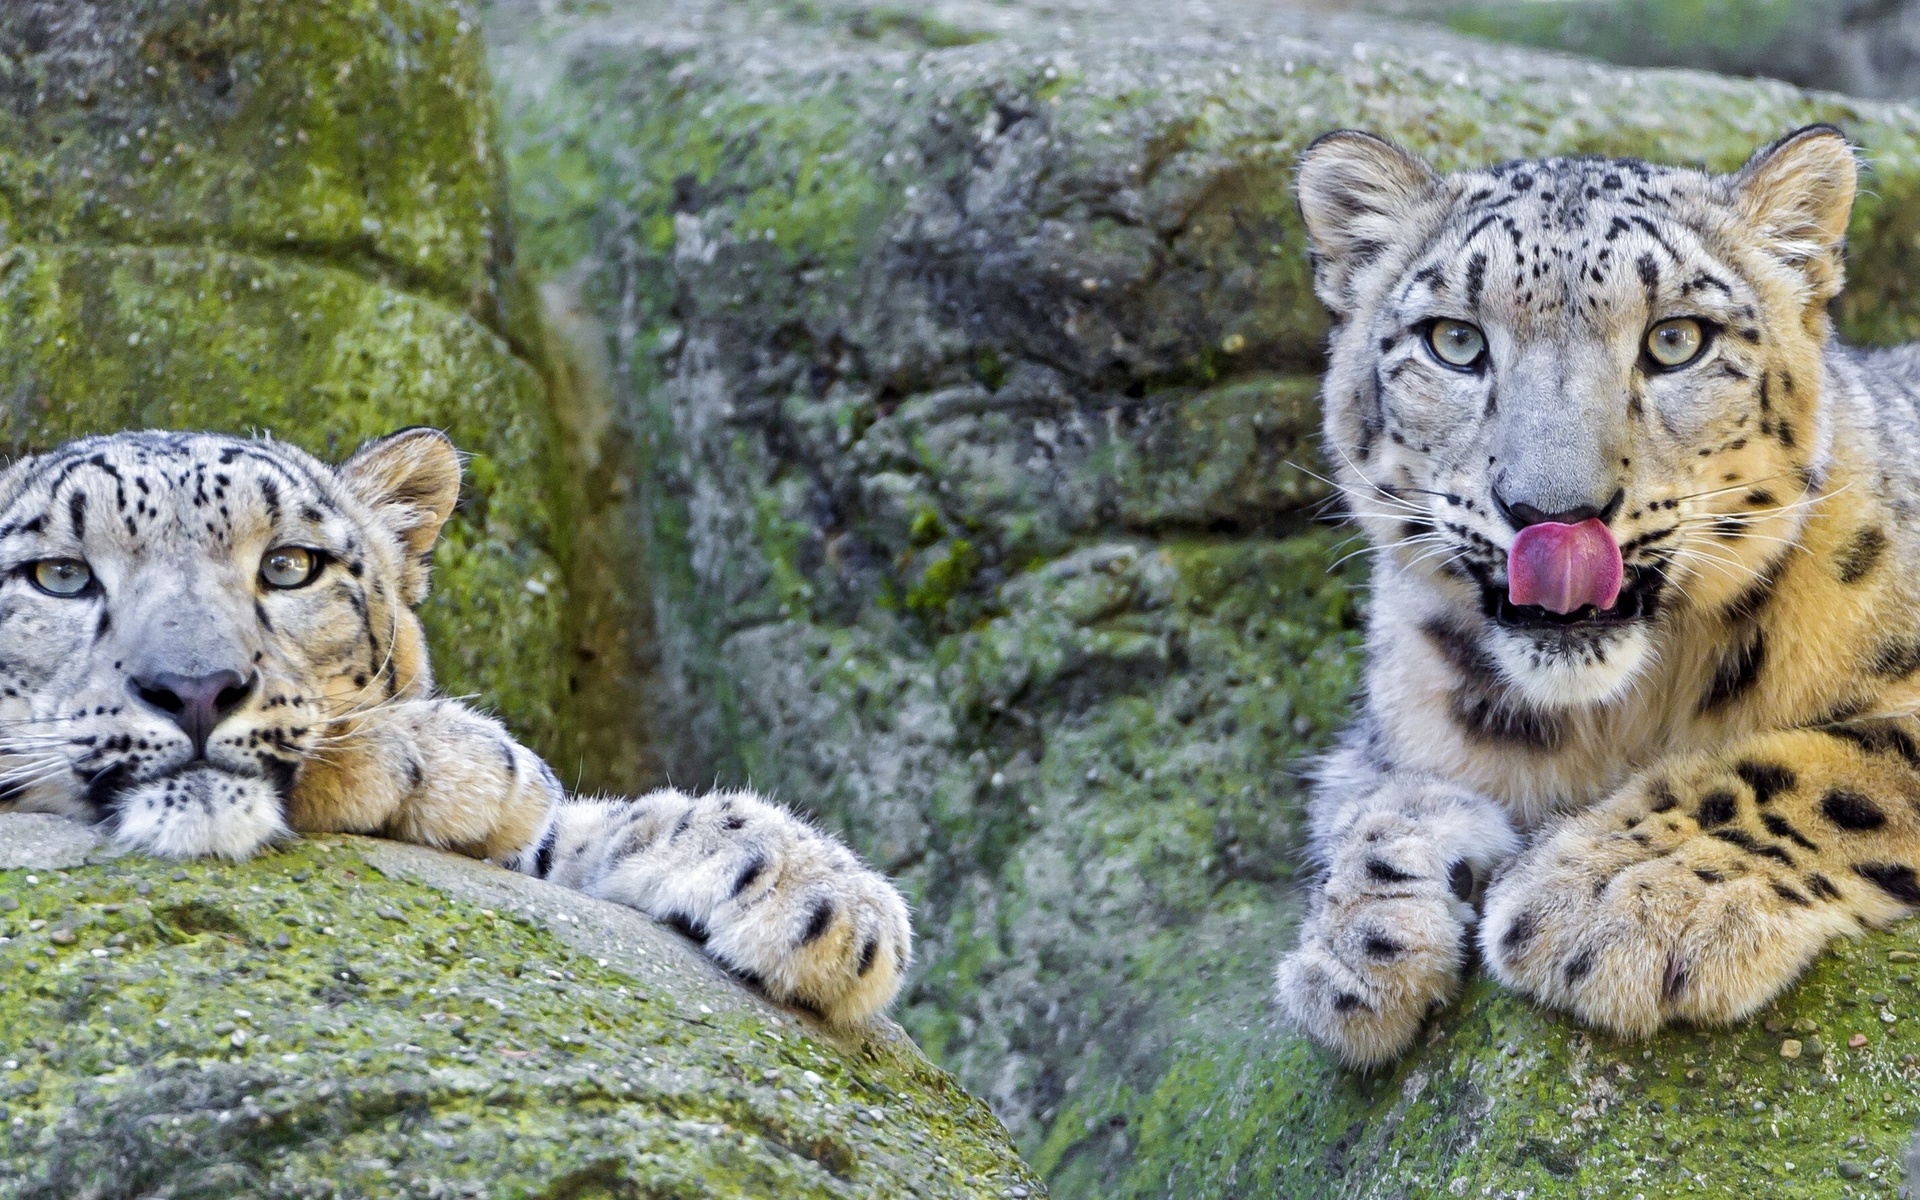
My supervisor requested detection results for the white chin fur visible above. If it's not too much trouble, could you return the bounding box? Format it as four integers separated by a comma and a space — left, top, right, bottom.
111, 768, 289, 860
1485, 623, 1652, 709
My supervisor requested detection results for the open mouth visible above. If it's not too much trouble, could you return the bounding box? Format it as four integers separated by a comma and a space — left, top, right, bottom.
1481, 567, 1665, 632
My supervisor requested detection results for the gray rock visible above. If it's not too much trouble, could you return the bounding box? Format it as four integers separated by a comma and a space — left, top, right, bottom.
0, 814, 103, 870
0, 820, 1042, 1197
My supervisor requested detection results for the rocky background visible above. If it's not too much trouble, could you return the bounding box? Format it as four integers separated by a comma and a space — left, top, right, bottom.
482, 0, 1920, 1196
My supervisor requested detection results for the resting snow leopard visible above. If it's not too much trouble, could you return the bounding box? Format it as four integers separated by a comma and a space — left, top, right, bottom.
0, 427, 909, 1025
1275, 125, 1920, 1067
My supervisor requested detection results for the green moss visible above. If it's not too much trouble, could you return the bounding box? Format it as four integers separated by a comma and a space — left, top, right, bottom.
906, 540, 981, 616
0, 243, 570, 758
1121, 932, 1920, 1198
0, 834, 1042, 1197
0, 0, 528, 339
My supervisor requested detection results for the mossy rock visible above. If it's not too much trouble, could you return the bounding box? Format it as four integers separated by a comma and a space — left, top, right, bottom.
0, 0, 574, 761
0, 0, 531, 337
1129, 933, 1920, 1198
487, 1, 1920, 1194
0, 814, 1043, 1198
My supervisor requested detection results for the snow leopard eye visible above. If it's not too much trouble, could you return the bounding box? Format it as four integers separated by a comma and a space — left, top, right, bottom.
28, 559, 93, 598
260, 547, 323, 590
1645, 318, 1706, 369
1425, 319, 1486, 369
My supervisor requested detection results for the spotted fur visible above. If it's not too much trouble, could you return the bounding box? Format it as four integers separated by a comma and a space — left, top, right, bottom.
0, 429, 909, 1026
1276, 127, 1920, 1066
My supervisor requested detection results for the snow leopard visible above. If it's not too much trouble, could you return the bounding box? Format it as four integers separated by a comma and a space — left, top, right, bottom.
0, 428, 909, 1026
1275, 125, 1920, 1066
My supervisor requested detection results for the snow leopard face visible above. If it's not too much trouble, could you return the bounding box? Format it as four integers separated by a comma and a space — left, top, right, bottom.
0, 429, 458, 856
1299, 127, 1854, 708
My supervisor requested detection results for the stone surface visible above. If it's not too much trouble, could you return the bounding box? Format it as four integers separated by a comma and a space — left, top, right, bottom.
0, 0, 578, 763
485, 0, 1920, 1194
0, 814, 1041, 1198
1431, 0, 1920, 102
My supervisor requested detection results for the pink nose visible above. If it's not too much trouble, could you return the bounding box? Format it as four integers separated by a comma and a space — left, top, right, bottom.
1507, 518, 1623, 614
130, 669, 255, 756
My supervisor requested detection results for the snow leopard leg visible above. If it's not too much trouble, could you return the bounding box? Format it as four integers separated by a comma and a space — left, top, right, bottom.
515, 791, 912, 1027
1275, 741, 1519, 1068
294, 699, 911, 1025
1484, 721, 1920, 1038
285, 698, 561, 861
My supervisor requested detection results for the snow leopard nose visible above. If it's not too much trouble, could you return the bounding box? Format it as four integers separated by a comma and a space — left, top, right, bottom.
1491, 485, 1625, 531
130, 669, 256, 757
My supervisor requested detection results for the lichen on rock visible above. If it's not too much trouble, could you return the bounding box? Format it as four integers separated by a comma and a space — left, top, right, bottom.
0, 814, 1042, 1198
485, 0, 1920, 1194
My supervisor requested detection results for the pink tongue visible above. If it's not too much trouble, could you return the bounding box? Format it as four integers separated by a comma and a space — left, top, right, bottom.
1508, 519, 1623, 614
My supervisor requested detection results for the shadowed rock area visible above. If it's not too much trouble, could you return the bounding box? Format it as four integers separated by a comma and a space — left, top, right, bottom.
484, 0, 1920, 1194
0, 813, 1041, 1198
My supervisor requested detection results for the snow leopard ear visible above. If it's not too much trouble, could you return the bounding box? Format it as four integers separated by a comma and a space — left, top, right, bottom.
339, 427, 463, 606
1296, 130, 1441, 317
1732, 125, 1857, 303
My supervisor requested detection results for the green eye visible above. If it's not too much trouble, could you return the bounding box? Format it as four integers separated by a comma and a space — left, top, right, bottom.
260, 547, 321, 589
29, 559, 93, 597
1427, 319, 1487, 368
1646, 318, 1706, 368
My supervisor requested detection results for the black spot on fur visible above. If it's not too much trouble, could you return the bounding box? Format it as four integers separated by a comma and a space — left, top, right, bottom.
532, 828, 557, 878
857, 938, 880, 976
1694, 790, 1737, 828
1693, 868, 1724, 884
1698, 627, 1765, 714
1499, 910, 1539, 956
1836, 527, 1888, 585
1366, 858, 1418, 884
730, 854, 767, 898
799, 899, 835, 945
1825, 721, 1920, 768
1363, 934, 1404, 960
1649, 782, 1680, 813
1723, 558, 1785, 623
1564, 950, 1595, 985
1708, 828, 1794, 865
1452, 691, 1563, 752
1852, 862, 1920, 905
1761, 813, 1820, 852
1464, 251, 1489, 309
1807, 873, 1842, 901
1821, 788, 1887, 831
1421, 616, 1496, 680
1332, 992, 1367, 1014
1770, 880, 1812, 907
1867, 639, 1920, 680
1733, 761, 1795, 805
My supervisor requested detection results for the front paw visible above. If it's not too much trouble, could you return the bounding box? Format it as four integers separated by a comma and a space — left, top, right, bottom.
587, 789, 913, 1026
1482, 805, 1849, 1036
1276, 808, 1484, 1068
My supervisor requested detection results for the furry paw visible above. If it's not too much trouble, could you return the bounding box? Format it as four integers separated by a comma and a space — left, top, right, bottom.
546, 790, 912, 1025
1276, 789, 1509, 1068
1482, 791, 1854, 1037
